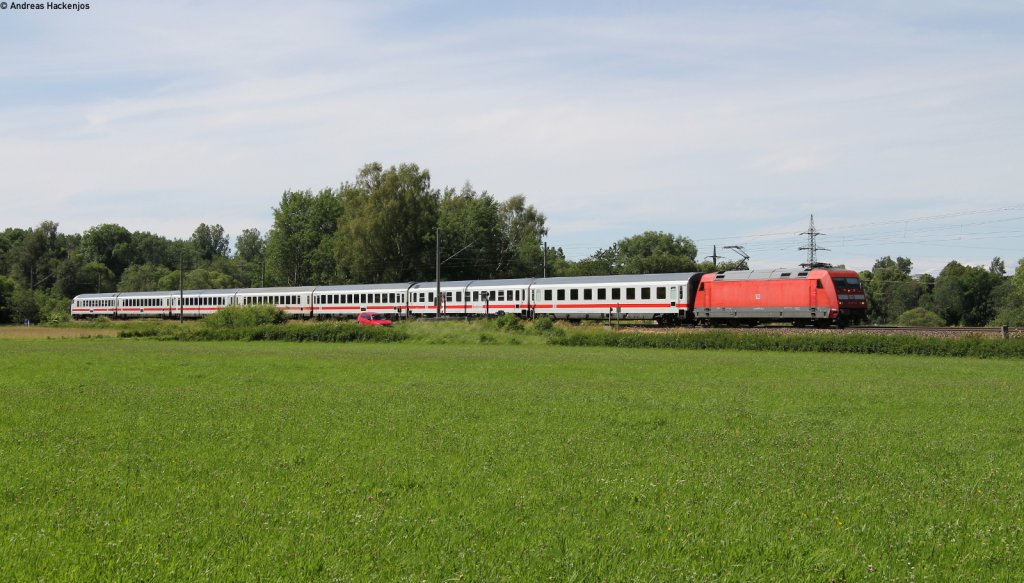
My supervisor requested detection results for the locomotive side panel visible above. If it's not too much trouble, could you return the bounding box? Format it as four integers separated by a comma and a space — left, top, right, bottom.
695, 269, 848, 325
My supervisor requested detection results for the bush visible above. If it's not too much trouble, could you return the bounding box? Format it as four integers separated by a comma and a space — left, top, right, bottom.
122, 320, 408, 343
202, 305, 288, 329
990, 307, 1024, 327
549, 329, 1024, 359
531, 316, 554, 332
897, 308, 945, 327
493, 313, 524, 332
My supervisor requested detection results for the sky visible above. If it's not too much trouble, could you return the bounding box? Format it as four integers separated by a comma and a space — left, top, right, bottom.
1, 0, 1022, 275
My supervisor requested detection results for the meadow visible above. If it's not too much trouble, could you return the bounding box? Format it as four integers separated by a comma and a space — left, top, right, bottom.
2, 338, 1023, 580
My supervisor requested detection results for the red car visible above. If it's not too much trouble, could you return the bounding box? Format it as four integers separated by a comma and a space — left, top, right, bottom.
357, 312, 393, 326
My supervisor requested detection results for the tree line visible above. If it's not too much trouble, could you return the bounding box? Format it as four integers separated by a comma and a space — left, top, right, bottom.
1, 162, 1022, 326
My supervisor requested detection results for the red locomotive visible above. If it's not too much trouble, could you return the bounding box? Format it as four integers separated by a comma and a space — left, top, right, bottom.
693, 267, 866, 327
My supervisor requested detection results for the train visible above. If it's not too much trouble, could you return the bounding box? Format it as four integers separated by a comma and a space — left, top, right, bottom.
70, 266, 868, 327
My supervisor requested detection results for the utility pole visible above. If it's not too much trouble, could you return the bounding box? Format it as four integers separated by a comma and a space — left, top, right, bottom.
799, 214, 830, 267
704, 245, 721, 268
543, 241, 548, 278
179, 253, 184, 323
435, 227, 441, 318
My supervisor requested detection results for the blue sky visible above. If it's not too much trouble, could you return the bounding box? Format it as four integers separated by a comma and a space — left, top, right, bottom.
2, 0, 1022, 274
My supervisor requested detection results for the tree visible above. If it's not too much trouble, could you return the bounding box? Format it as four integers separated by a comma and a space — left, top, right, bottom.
438, 183, 503, 280
565, 231, 697, 276
190, 223, 230, 262
118, 263, 173, 292
0, 228, 28, 279
495, 194, 547, 278
129, 231, 177, 268
8, 221, 66, 291
157, 267, 241, 290
990, 257, 1024, 326
337, 163, 440, 283
614, 231, 698, 274
77, 262, 118, 294
873, 256, 913, 276
10, 288, 39, 323
0, 275, 15, 324
235, 228, 266, 263
989, 257, 1006, 276
861, 257, 927, 324
266, 188, 343, 285
81, 223, 133, 277
932, 261, 1002, 326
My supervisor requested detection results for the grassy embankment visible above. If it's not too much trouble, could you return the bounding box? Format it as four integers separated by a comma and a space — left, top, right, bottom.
2, 338, 1023, 580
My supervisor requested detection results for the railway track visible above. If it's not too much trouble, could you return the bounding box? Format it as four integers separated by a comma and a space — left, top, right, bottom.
608, 323, 1023, 338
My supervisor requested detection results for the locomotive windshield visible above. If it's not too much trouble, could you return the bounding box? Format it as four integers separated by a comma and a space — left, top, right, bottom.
833, 277, 862, 290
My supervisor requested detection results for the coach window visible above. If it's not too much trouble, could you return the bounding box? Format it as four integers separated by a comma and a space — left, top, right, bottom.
553, 289, 563, 301
657, 287, 667, 300
627, 288, 636, 300
597, 289, 606, 300
612, 288, 621, 300
497, 290, 505, 301
583, 289, 592, 301
641, 288, 651, 300
570, 289, 579, 301
543, 290, 551, 301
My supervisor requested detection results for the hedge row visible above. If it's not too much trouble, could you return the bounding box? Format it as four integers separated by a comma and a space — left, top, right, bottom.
119, 321, 407, 343
549, 329, 1024, 359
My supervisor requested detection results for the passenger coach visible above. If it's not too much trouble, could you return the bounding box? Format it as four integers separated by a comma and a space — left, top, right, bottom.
529, 273, 703, 325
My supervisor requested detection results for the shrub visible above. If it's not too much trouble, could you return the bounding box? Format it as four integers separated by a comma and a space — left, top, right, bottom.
549, 329, 1024, 359
897, 308, 945, 327
202, 305, 288, 330
493, 313, 524, 332
531, 316, 554, 332
990, 307, 1024, 327
120, 320, 408, 343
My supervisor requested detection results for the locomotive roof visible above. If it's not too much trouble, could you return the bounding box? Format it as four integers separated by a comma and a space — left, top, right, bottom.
709, 268, 819, 281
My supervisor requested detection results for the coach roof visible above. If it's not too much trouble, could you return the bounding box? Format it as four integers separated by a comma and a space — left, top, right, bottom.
533, 273, 702, 285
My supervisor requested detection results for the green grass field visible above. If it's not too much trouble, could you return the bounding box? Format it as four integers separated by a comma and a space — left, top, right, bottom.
2, 338, 1023, 580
